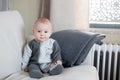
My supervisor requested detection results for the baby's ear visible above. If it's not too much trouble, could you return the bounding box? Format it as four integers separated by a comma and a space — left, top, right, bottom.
32, 29, 35, 34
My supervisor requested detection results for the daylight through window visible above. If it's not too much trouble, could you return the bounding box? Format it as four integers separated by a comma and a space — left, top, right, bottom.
89, 0, 120, 29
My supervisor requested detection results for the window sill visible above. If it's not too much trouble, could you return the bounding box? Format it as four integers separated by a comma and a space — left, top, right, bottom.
87, 28, 120, 35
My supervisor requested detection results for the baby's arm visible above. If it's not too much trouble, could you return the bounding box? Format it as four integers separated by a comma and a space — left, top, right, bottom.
22, 43, 32, 71
52, 41, 62, 64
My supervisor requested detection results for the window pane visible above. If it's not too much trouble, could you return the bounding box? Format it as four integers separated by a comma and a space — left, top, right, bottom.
89, 0, 120, 29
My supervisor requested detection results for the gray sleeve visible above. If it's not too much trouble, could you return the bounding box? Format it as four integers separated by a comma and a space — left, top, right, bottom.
51, 41, 62, 62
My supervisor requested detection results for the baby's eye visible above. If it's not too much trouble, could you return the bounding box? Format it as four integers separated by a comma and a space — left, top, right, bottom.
45, 31, 48, 33
38, 31, 41, 33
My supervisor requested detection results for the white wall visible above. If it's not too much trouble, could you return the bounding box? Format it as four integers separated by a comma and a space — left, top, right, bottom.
10, 0, 41, 35
50, 0, 89, 32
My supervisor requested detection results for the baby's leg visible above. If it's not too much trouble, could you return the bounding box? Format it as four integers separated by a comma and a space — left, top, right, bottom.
28, 63, 44, 79
49, 63, 64, 75
40, 63, 51, 73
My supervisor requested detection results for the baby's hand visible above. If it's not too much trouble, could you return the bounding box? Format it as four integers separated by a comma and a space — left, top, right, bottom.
55, 60, 62, 65
22, 68, 28, 72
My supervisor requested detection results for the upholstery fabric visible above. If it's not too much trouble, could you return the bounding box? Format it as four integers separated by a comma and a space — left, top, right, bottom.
51, 30, 105, 67
4, 65, 99, 80
0, 11, 26, 79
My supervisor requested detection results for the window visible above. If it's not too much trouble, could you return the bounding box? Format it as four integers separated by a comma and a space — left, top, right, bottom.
89, 0, 120, 29
0, 0, 9, 11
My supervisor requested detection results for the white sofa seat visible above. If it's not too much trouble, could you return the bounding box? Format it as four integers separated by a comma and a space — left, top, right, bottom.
4, 65, 99, 80
0, 10, 99, 80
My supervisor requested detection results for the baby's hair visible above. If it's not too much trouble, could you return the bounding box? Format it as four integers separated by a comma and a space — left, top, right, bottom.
34, 17, 51, 26
33, 17, 52, 32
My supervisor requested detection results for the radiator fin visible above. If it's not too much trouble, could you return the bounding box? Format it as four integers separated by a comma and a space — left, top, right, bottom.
93, 44, 119, 80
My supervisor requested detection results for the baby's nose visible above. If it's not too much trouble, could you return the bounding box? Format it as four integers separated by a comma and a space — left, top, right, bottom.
40, 32, 45, 36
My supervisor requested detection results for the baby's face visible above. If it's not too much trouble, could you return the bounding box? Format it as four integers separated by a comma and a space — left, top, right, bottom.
33, 22, 52, 42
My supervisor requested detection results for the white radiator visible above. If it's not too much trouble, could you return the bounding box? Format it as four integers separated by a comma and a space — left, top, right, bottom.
93, 44, 119, 80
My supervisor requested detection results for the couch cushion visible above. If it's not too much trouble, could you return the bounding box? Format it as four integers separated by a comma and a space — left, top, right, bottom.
0, 11, 26, 79
51, 30, 105, 67
4, 65, 99, 80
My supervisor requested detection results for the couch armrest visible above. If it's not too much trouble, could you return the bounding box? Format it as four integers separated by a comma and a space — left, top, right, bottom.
81, 44, 95, 65
0, 10, 25, 79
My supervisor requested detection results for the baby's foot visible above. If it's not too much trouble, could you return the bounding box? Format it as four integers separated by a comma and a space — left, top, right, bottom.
49, 64, 64, 75
29, 70, 44, 79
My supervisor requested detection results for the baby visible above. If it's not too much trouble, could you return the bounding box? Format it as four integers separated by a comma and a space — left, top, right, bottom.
22, 18, 64, 79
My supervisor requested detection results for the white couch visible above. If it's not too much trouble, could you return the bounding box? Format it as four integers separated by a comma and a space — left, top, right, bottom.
0, 11, 99, 80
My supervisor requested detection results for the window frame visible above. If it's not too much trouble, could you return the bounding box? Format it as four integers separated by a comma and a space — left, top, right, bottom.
89, 22, 120, 29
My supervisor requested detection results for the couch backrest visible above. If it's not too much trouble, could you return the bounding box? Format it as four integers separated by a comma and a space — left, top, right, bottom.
0, 11, 26, 79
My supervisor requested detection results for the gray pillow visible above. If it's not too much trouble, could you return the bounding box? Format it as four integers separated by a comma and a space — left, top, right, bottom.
50, 30, 105, 67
